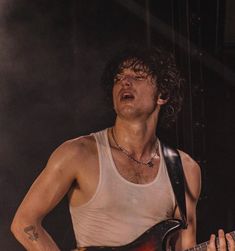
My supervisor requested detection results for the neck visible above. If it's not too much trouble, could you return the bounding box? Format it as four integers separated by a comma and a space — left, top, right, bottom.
112, 117, 158, 160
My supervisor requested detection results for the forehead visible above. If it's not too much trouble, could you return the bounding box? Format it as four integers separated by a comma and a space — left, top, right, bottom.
118, 58, 150, 75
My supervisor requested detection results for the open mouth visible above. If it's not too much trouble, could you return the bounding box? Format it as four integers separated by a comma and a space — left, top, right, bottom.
120, 92, 135, 101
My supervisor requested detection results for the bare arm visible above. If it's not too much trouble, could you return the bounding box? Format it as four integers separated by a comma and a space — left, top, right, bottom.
173, 151, 201, 251
11, 140, 80, 250
171, 152, 235, 251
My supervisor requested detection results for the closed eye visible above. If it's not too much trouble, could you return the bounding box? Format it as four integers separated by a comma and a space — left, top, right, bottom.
134, 76, 146, 81
114, 74, 123, 82
114, 74, 146, 82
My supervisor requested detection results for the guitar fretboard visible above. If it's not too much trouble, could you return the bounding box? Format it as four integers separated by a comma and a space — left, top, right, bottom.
185, 231, 235, 251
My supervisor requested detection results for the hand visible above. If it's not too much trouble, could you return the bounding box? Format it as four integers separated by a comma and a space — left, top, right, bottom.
207, 229, 235, 251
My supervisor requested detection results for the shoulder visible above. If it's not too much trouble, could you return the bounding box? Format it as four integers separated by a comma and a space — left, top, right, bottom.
46, 134, 97, 173
178, 150, 201, 200
178, 150, 201, 176
59, 134, 96, 156
52, 134, 96, 160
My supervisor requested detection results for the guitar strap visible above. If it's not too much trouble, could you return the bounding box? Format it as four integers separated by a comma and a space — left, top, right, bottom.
161, 142, 188, 229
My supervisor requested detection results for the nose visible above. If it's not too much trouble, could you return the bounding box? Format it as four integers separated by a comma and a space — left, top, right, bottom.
120, 75, 133, 87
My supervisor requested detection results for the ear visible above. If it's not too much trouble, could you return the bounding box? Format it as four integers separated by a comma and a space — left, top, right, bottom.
157, 94, 168, 105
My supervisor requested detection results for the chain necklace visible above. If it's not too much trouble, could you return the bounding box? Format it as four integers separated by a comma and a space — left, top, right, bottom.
111, 128, 158, 168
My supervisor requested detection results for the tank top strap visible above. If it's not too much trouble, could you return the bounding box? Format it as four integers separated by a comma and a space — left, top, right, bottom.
91, 128, 111, 179
91, 128, 110, 158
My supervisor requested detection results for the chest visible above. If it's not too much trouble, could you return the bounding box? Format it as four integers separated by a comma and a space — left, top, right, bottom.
80, 150, 175, 220
111, 148, 161, 184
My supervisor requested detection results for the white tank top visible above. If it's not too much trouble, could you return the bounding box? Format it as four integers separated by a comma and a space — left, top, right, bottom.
69, 129, 176, 248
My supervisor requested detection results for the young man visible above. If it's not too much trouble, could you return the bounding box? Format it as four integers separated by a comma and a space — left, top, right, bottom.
11, 47, 235, 251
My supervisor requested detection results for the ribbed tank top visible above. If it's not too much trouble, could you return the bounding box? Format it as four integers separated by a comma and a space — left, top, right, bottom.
69, 129, 175, 248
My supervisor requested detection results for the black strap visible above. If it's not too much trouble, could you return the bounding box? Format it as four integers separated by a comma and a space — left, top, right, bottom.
161, 142, 188, 229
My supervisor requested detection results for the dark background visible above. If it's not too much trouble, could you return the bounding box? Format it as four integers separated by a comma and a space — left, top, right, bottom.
1, 0, 235, 250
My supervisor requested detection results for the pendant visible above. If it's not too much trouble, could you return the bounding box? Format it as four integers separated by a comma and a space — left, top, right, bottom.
147, 161, 154, 168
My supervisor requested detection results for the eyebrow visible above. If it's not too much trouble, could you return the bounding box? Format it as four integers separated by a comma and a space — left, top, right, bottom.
117, 69, 148, 75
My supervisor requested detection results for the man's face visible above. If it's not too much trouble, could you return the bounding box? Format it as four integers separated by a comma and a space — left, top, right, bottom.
112, 65, 160, 121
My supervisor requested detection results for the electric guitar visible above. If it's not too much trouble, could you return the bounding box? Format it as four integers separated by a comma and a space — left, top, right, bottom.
77, 219, 235, 251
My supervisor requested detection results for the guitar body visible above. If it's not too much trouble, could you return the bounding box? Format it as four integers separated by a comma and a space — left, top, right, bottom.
77, 219, 183, 251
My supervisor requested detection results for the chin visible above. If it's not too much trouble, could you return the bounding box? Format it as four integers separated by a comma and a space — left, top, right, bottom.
117, 108, 143, 120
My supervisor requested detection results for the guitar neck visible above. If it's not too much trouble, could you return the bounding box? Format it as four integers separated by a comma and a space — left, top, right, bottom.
185, 231, 235, 251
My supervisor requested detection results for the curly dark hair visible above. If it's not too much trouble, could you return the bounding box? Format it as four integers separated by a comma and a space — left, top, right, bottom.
101, 46, 184, 127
